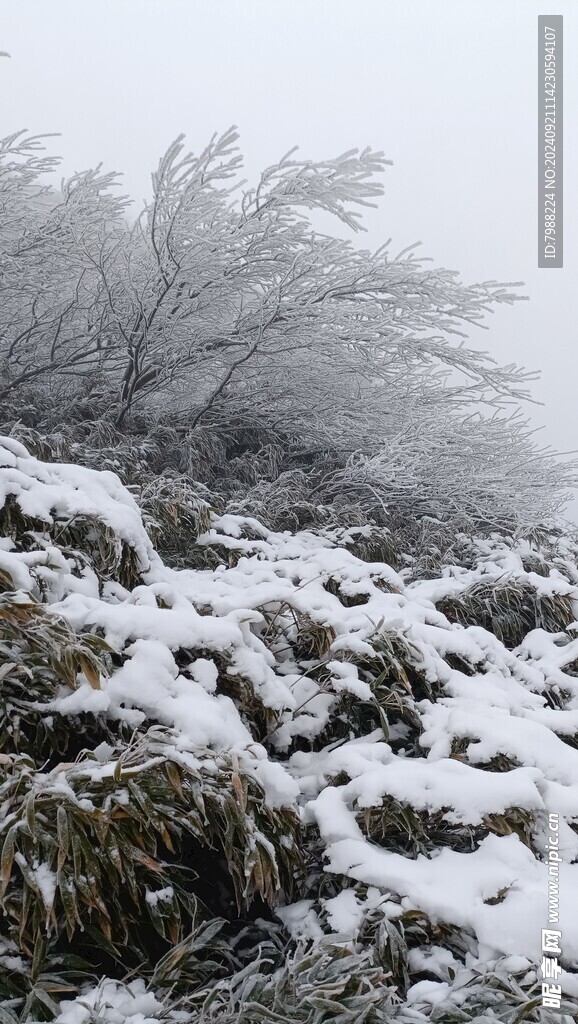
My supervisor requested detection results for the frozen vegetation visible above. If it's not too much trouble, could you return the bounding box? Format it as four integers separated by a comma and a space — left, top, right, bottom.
2, 126, 578, 1021
1, 435, 578, 1022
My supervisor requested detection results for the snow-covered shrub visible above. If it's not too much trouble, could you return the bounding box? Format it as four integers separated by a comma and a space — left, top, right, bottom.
438, 577, 575, 650
2, 436, 578, 1022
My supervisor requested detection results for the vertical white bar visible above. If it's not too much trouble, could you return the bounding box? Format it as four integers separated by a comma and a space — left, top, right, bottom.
538, 15, 563, 268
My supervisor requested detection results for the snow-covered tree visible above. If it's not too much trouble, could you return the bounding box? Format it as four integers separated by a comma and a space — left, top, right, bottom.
2, 129, 575, 543
0, 132, 129, 403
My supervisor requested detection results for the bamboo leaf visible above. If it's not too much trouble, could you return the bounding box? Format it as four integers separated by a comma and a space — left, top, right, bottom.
0, 826, 17, 897
78, 654, 101, 689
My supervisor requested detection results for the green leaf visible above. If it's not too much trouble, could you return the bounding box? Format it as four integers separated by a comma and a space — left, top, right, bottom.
0, 825, 17, 897
58, 874, 80, 939
56, 804, 70, 861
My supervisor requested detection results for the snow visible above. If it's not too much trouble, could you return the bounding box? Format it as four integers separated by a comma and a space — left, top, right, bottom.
320, 832, 578, 965
144, 886, 174, 906
322, 885, 388, 934
0, 438, 158, 576
335, 757, 546, 825
407, 944, 461, 981
13, 855, 57, 913
276, 899, 324, 941
32, 862, 57, 913
405, 980, 452, 1008
3, 436, 578, 1008
52, 980, 166, 1024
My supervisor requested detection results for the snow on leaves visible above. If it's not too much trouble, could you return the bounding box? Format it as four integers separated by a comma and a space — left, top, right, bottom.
2, 436, 578, 1013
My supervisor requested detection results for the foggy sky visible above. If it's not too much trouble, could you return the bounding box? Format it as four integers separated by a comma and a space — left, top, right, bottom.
1, 0, 576, 518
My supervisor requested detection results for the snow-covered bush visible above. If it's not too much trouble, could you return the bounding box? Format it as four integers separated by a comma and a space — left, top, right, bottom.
1, 436, 578, 1022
